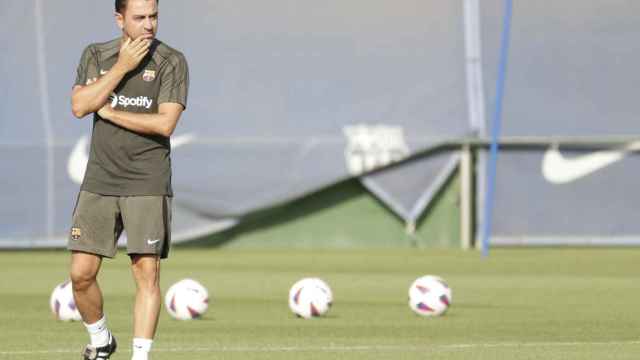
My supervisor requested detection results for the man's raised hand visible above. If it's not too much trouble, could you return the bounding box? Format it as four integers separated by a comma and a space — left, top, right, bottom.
115, 37, 151, 73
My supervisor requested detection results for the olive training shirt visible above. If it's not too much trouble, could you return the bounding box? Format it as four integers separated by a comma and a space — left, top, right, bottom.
74, 37, 189, 196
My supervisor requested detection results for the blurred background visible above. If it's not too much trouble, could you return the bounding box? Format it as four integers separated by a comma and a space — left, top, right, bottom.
2, 0, 640, 250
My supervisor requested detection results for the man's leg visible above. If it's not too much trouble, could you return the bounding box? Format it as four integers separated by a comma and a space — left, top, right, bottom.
130, 254, 161, 360
70, 251, 103, 323
121, 194, 170, 359
71, 251, 118, 359
68, 191, 121, 359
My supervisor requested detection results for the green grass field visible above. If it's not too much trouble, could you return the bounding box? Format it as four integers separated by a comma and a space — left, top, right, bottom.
1, 248, 639, 359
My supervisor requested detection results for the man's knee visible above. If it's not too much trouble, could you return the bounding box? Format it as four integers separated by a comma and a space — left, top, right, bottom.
70, 252, 101, 291
131, 255, 161, 291
135, 274, 161, 293
70, 266, 97, 291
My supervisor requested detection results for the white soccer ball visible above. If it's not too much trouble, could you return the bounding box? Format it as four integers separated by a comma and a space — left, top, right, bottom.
164, 279, 209, 320
408, 275, 452, 317
50, 280, 82, 321
288, 278, 333, 319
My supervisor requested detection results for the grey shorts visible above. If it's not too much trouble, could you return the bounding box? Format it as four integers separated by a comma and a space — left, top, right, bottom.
68, 191, 172, 259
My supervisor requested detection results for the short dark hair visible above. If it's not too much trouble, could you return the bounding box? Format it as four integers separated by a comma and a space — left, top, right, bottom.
115, 0, 158, 14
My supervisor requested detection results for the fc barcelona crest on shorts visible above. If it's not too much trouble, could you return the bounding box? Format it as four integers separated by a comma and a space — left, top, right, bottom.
71, 227, 82, 241
142, 69, 156, 82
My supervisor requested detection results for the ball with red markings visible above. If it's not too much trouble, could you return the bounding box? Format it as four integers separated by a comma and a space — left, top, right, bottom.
408, 275, 452, 317
164, 279, 209, 320
288, 278, 333, 319
50, 280, 82, 321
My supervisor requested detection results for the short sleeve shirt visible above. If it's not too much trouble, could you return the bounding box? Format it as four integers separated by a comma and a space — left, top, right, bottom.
74, 38, 189, 196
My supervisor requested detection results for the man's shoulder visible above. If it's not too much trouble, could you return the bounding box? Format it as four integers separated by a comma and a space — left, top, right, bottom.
151, 40, 188, 69
81, 38, 120, 60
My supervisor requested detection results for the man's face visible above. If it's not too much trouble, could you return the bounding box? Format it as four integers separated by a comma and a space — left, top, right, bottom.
116, 0, 158, 41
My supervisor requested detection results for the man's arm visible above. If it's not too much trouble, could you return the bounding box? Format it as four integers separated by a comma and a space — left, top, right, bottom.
71, 69, 127, 118
98, 102, 184, 137
71, 38, 151, 118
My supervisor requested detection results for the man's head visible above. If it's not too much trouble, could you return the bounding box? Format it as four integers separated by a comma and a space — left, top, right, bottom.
115, 0, 159, 41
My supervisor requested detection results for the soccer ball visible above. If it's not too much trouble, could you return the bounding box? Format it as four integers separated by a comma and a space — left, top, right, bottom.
408, 275, 452, 317
164, 279, 209, 320
50, 280, 82, 321
288, 278, 333, 319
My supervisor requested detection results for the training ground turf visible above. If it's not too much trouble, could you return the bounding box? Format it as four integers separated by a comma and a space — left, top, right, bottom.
0, 248, 639, 359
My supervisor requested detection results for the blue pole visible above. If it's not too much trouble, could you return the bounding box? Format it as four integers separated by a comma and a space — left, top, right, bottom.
482, 0, 513, 257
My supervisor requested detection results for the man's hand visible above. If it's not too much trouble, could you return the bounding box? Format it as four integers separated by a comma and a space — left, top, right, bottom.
71, 37, 151, 119
114, 37, 151, 74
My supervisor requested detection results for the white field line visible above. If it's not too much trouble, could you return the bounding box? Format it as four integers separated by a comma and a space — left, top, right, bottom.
1, 341, 640, 356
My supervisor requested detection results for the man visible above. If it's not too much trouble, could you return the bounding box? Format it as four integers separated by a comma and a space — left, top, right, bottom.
68, 0, 188, 359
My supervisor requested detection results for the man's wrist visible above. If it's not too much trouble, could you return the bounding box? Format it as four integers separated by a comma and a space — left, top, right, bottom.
111, 62, 130, 76
98, 105, 114, 120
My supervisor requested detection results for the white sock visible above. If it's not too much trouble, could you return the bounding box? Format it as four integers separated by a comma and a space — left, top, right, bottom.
83, 316, 109, 347
132, 338, 153, 360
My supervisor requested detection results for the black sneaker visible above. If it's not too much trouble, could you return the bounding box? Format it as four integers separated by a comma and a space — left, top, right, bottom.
82, 332, 117, 360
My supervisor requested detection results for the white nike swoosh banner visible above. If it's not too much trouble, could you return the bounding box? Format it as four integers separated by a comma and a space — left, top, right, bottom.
484, 149, 640, 246
542, 142, 640, 184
